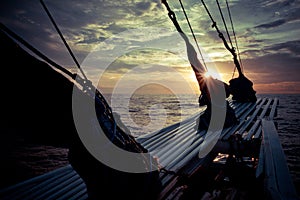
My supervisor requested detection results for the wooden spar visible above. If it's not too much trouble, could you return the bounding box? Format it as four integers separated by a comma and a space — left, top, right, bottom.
254, 99, 280, 180
262, 119, 298, 199
256, 139, 265, 178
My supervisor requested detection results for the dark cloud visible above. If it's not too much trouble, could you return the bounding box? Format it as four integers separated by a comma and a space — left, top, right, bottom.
43, 0, 135, 27
255, 19, 286, 29
243, 52, 300, 84
261, 0, 299, 9
265, 40, 300, 57
0, 0, 96, 66
254, 1, 300, 30
241, 49, 263, 57
136, 2, 152, 11
206, 30, 223, 43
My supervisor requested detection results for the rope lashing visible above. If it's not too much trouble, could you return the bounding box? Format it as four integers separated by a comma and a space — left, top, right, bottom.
216, 0, 233, 48
200, 0, 243, 77
225, 0, 244, 76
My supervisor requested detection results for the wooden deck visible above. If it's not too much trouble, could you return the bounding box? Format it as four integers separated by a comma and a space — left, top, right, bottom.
0, 97, 298, 200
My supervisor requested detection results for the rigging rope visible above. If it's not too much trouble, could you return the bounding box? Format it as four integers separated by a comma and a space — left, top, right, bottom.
216, 0, 233, 48
0, 22, 115, 113
40, 0, 88, 81
178, 0, 208, 71
200, 0, 244, 77
225, 0, 244, 76
0, 23, 75, 80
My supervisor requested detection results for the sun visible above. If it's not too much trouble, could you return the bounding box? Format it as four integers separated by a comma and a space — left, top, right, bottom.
203, 70, 224, 81
204, 71, 212, 78
187, 69, 224, 84
204, 71, 216, 78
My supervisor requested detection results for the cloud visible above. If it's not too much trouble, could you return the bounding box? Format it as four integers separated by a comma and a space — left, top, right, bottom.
242, 52, 300, 84
254, 12, 300, 30
1, 0, 300, 94
255, 19, 287, 29
135, 2, 152, 15
259, 0, 298, 8
265, 40, 300, 57
255, 81, 300, 94
0, 0, 168, 63
254, 0, 300, 31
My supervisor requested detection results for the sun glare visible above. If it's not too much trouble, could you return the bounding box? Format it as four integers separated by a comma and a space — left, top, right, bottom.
204, 71, 211, 78
204, 70, 220, 79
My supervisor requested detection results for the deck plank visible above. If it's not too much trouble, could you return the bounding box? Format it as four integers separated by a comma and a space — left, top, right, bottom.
221, 98, 266, 140
150, 123, 197, 154
44, 178, 83, 200
31, 173, 79, 200
237, 98, 271, 137
269, 98, 278, 120
56, 183, 87, 200
0, 165, 73, 200
244, 119, 261, 140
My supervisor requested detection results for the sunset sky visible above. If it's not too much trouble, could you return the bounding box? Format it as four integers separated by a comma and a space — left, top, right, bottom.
1, 0, 300, 94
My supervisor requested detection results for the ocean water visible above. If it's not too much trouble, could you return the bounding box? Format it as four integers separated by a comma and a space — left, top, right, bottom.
1, 93, 299, 195
106, 93, 202, 136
